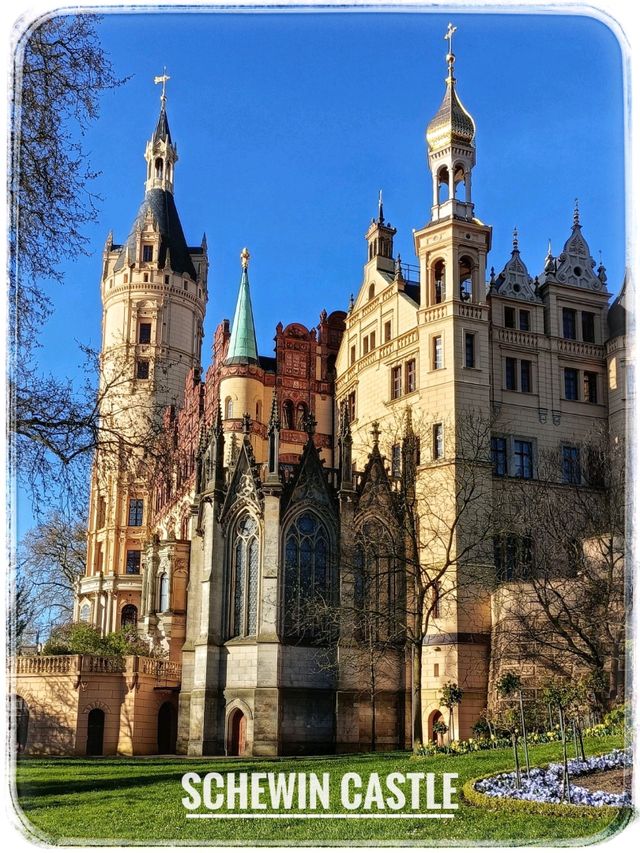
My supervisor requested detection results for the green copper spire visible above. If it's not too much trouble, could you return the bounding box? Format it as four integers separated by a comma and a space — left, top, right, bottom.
226, 247, 259, 365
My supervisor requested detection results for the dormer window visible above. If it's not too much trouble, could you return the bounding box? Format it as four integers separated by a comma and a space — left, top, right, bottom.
142, 244, 153, 263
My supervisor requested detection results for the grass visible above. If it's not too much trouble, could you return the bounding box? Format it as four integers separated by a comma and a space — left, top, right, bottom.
13, 735, 630, 846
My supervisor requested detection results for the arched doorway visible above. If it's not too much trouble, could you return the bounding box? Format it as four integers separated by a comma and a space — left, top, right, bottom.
429, 710, 445, 745
86, 708, 105, 756
227, 708, 247, 756
15, 696, 29, 753
121, 604, 137, 628
157, 702, 177, 754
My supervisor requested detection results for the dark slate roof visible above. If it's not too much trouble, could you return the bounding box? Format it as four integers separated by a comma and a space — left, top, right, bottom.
607, 277, 627, 340
259, 356, 277, 372
404, 282, 420, 304
153, 107, 171, 144
113, 188, 197, 279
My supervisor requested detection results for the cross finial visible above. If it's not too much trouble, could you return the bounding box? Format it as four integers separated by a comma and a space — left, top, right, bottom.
512, 226, 519, 252
154, 67, 170, 108
573, 198, 580, 227
377, 189, 384, 224
445, 22, 457, 54
241, 247, 250, 269
371, 420, 381, 447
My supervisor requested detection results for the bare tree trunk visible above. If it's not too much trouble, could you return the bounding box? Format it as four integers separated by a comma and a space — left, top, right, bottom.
412, 641, 423, 748
559, 708, 571, 802
512, 733, 521, 789
370, 654, 376, 752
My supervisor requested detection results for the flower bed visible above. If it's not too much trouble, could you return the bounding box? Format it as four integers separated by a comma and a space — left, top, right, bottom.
474, 749, 632, 808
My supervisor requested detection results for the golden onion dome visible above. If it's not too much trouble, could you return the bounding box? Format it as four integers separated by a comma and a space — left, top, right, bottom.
426, 57, 476, 151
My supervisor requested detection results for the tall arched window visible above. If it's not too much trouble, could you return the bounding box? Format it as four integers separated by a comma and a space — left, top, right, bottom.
158, 574, 169, 612
283, 512, 331, 638
121, 604, 138, 628
459, 255, 473, 302
225, 397, 234, 419
433, 260, 446, 304
296, 402, 308, 430
79, 603, 91, 623
354, 521, 399, 642
437, 166, 450, 204
155, 157, 163, 179
229, 515, 260, 638
282, 400, 294, 430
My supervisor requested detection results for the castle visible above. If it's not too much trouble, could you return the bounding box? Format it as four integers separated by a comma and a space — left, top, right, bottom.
15, 38, 627, 757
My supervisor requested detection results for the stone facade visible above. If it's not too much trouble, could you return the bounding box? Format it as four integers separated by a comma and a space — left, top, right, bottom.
15, 41, 627, 757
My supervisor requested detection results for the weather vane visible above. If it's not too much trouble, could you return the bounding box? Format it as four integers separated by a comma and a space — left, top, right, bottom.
445, 22, 457, 55
154, 67, 170, 107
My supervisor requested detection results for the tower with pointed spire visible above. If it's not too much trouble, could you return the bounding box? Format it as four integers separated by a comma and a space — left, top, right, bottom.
77, 77, 208, 642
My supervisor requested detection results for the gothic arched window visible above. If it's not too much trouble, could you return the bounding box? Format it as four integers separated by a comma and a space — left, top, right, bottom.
225, 397, 234, 419
155, 157, 163, 179
354, 521, 399, 643
283, 512, 331, 639
229, 515, 260, 638
121, 604, 138, 628
296, 402, 308, 430
158, 573, 169, 612
282, 400, 294, 430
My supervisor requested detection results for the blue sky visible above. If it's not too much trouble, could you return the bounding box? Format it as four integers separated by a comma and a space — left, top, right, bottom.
20, 9, 625, 531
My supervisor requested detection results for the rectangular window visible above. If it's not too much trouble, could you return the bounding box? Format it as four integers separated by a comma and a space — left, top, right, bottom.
369, 331, 376, 350
562, 446, 581, 485
164, 274, 170, 284
350, 345, 356, 366
126, 550, 141, 575
562, 307, 577, 340
504, 306, 516, 328
505, 357, 517, 390
142, 244, 153, 262
433, 423, 444, 460
584, 371, 598, 403
514, 440, 533, 479
433, 663, 440, 677
582, 312, 596, 343
128, 498, 144, 527
491, 436, 507, 476
138, 322, 151, 344
564, 367, 579, 400
391, 365, 402, 399
406, 359, 416, 393
520, 359, 532, 393
362, 336, 369, 356
347, 391, 356, 423
465, 332, 475, 368
519, 310, 531, 331
136, 359, 150, 380
384, 320, 392, 343
433, 335, 443, 369
391, 444, 402, 478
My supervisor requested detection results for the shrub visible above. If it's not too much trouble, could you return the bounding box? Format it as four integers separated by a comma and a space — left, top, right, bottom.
41, 622, 153, 658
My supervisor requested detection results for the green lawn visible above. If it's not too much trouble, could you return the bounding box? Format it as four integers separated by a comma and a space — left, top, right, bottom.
13, 735, 630, 846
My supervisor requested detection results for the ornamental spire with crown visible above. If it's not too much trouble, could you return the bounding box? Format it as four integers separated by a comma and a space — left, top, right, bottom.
426, 23, 477, 222
113, 71, 198, 280
226, 248, 259, 365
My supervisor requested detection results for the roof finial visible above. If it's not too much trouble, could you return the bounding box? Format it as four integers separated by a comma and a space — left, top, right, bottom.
371, 420, 381, 447
377, 189, 384, 224
573, 197, 580, 228
512, 226, 519, 252
241, 247, 250, 270
445, 22, 457, 77
154, 67, 170, 109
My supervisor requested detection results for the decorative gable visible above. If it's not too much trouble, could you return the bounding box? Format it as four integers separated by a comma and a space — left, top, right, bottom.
355, 442, 399, 522
281, 435, 336, 517
220, 434, 263, 524
491, 231, 541, 303
553, 224, 604, 291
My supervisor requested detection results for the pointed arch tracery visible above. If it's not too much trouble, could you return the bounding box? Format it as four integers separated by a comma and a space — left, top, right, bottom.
227, 513, 260, 638
354, 519, 400, 643
282, 510, 333, 639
